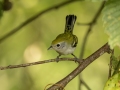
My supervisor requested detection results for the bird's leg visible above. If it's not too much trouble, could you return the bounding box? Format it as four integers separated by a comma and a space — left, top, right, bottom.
71, 53, 79, 63
56, 54, 61, 62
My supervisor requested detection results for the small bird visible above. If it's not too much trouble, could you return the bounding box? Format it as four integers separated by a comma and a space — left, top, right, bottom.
48, 15, 78, 62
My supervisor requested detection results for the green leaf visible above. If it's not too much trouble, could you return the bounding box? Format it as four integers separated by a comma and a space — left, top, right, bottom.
104, 72, 120, 90
102, 0, 120, 49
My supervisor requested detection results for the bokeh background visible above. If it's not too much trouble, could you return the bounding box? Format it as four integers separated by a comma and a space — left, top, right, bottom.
0, 0, 119, 90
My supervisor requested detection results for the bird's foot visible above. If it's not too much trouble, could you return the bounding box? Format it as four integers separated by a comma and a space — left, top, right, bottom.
56, 54, 61, 62
71, 53, 79, 63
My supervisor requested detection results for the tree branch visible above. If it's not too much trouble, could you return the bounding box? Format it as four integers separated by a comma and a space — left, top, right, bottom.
78, 1, 106, 90
47, 43, 111, 90
0, 43, 111, 90
0, 58, 83, 70
0, 0, 82, 43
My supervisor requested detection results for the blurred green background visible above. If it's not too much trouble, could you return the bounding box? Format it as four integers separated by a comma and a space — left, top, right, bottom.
0, 0, 119, 90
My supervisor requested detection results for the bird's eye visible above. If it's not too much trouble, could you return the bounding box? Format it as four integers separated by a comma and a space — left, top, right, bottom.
56, 44, 60, 47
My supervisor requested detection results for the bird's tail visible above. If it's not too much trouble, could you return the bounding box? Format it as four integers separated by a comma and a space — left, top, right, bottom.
64, 15, 77, 33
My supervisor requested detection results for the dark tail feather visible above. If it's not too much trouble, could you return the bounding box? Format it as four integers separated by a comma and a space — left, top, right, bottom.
64, 15, 77, 33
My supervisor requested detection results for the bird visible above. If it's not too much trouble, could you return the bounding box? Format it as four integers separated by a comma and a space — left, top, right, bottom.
48, 15, 78, 62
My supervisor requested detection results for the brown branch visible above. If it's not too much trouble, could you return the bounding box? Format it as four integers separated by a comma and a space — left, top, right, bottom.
78, 1, 106, 90
0, 43, 111, 90
0, 58, 83, 70
0, 0, 82, 43
47, 43, 111, 90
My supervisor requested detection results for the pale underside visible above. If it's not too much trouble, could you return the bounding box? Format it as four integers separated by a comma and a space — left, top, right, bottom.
52, 41, 76, 55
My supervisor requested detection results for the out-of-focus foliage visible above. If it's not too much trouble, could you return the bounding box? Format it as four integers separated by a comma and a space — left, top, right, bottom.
104, 72, 120, 90
0, 0, 3, 18
102, 0, 120, 49
0, 0, 119, 90
85, 0, 108, 1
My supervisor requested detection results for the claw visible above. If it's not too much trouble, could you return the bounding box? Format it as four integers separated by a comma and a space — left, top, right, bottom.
74, 58, 79, 63
71, 53, 79, 63
56, 54, 61, 62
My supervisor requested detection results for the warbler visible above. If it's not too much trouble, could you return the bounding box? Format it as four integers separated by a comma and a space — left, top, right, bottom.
48, 15, 78, 62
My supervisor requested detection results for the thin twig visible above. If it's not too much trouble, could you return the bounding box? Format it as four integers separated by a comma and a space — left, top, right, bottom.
0, 43, 111, 90
47, 43, 111, 90
78, 1, 106, 90
80, 79, 91, 90
112, 54, 120, 76
0, 58, 83, 70
108, 50, 114, 78
0, 0, 82, 43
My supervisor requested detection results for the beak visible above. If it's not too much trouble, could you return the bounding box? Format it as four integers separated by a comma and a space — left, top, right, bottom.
48, 46, 52, 50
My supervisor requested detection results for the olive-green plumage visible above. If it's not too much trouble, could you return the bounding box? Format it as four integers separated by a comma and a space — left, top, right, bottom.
52, 15, 78, 47
52, 32, 78, 47
48, 15, 78, 62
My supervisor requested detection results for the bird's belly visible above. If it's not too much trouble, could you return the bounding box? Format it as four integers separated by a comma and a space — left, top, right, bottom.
58, 47, 76, 55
